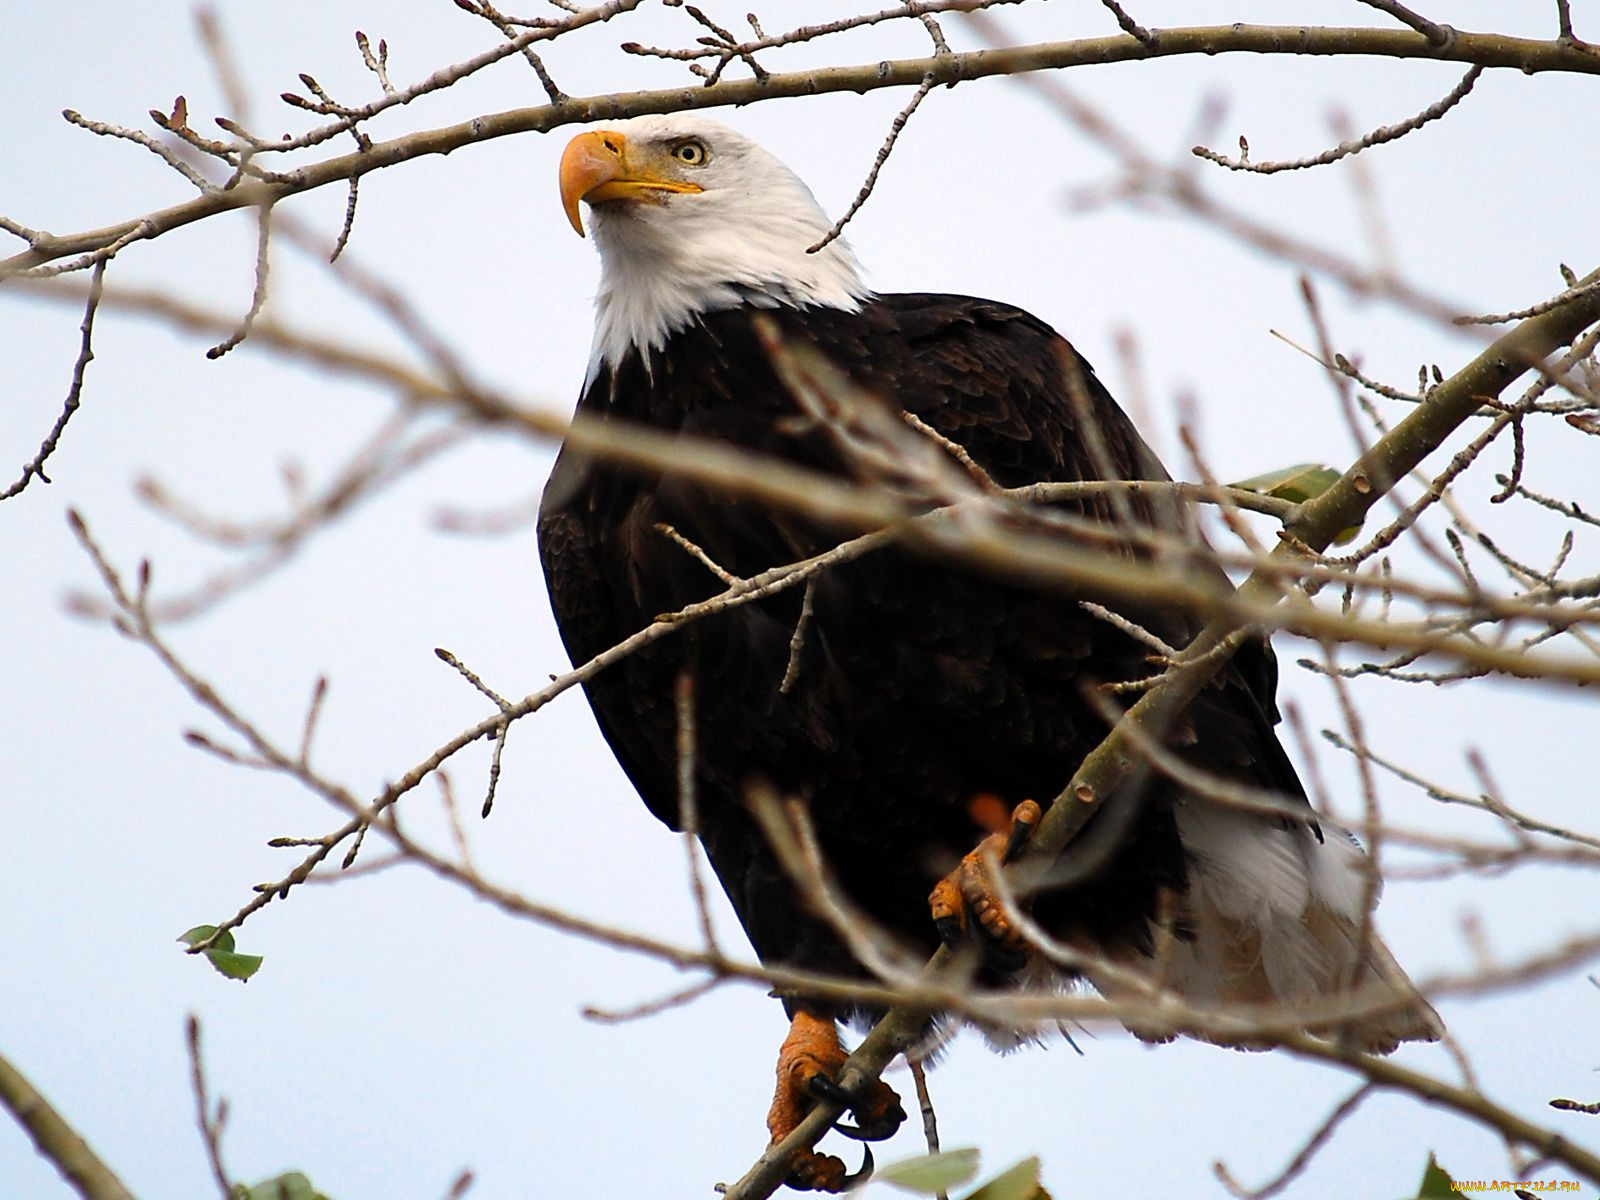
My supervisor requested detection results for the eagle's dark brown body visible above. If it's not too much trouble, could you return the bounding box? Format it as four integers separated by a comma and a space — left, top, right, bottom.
537, 294, 1308, 1006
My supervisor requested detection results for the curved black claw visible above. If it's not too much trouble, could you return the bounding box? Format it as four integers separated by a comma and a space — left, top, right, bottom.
933, 914, 964, 948
840, 1143, 875, 1189
806, 1075, 907, 1143
807, 1074, 855, 1107
837, 1097, 906, 1143
1003, 801, 1041, 864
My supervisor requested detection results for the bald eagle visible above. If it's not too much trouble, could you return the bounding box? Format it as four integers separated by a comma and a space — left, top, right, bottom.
540, 114, 1438, 1190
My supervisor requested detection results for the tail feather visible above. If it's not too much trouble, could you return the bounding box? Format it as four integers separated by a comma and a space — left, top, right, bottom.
1092, 801, 1441, 1053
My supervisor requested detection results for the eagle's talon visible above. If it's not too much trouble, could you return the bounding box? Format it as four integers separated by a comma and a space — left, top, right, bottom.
840, 1143, 875, 1189
769, 1010, 905, 1190
863, 1095, 907, 1140
807, 1074, 905, 1142
785, 1148, 847, 1193
833, 1095, 905, 1143
928, 798, 1039, 974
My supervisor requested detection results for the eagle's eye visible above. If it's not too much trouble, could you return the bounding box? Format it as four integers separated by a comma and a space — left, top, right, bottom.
673, 140, 708, 166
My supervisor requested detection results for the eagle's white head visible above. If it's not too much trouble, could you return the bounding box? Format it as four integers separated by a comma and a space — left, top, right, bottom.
558, 114, 868, 375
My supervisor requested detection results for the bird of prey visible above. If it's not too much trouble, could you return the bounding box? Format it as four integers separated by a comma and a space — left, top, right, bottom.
540, 113, 1439, 1192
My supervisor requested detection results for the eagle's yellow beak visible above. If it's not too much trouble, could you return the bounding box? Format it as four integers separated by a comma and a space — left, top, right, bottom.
559, 130, 704, 237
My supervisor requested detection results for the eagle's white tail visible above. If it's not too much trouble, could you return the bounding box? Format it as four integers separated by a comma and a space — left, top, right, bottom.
1095, 801, 1442, 1053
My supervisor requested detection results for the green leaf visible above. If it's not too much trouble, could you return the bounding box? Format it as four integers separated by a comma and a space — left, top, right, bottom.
231, 1172, 330, 1200
178, 924, 234, 952
178, 925, 263, 982
962, 1157, 1049, 1200
1231, 462, 1342, 503
1231, 462, 1360, 544
876, 1148, 982, 1193
206, 949, 264, 981
1413, 1154, 1458, 1199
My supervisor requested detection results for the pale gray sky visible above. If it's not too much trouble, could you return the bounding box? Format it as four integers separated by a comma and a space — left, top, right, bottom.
3, 3, 1597, 1198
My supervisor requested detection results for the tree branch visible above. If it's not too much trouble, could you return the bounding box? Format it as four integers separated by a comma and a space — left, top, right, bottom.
27, 276, 1600, 683
0, 1049, 136, 1200
4, 25, 1597, 279
1, 259, 105, 499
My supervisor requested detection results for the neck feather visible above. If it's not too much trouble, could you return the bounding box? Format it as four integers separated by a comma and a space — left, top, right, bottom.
584, 198, 868, 380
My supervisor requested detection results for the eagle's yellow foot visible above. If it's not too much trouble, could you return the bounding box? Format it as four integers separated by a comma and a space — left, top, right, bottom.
767, 1010, 904, 1192
929, 798, 1041, 972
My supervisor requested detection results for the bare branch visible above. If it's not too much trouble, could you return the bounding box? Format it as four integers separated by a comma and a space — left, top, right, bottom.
1458, 273, 1600, 326
675, 670, 721, 955
908, 1056, 942, 1159
185, 1016, 233, 1200
30, 276, 1600, 683
195, 6, 252, 126
1099, 0, 1154, 46
456, 0, 569, 101
435, 648, 514, 817
2, 259, 105, 500
1356, 0, 1452, 46
778, 579, 816, 695
61, 107, 217, 194
1552, 1097, 1600, 1116
1214, 1085, 1375, 1200
623, 0, 1020, 64
1193, 65, 1481, 174
0, 1048, 136, 1200
807, 73, 935, 254
7, 25, 1600, 281
1322, 731, 1600, 851
205, 201, 273, 358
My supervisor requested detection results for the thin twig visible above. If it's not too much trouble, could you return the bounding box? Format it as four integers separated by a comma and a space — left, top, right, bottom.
779, 579, 816, 695
1099, 0, 1155, 45
1457, 274, 1600, 326
668, 3, 768, 85
625, 0, 1018, 65
908, 1055, 948, 1200
1193, 65, 1480, 174
676, 670, 721, 955
656, 522, 740, 584
1322, 731, 1600, 851
583, 978, 722, 1023
2, 259, 105, 499
808, 74, 935, 253
196, 6, 252, 126
434, 648, 514, 818
458, 0, 569, 100
1556, 0, 1578, 41
61, 108, 217, 193
1357, 0, 1452, 46
1499, 480, 1600, 529
1214, 1085, 1375, 1200
186, 1016, 233, 1200
297, 676, 328, 767
206, 201, 274, 358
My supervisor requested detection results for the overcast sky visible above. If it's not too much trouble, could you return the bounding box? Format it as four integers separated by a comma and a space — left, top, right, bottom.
4, 3, 1598, 1198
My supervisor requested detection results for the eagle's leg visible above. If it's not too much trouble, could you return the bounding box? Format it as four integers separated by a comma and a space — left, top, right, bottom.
767, 1008, 905, 1192
928, 798, 1042, 972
